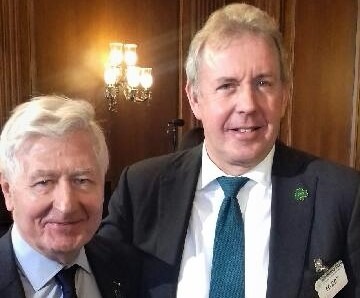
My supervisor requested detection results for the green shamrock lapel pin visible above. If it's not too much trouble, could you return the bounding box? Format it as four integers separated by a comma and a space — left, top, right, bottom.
294, 187, 309, 202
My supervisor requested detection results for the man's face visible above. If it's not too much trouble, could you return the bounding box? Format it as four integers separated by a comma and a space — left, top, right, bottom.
1, 130, 104, 263
187, 32, 288, 175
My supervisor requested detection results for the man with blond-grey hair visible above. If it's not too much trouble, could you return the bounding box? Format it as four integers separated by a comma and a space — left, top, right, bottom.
0, 95, 140, 298
100, 3, 360, 298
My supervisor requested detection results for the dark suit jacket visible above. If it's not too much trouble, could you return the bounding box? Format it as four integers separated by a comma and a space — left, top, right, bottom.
0, 229, 141, 298
0, 190, 12, 237
99, 142, 360, 297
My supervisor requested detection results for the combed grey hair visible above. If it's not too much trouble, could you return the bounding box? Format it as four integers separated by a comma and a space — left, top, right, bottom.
0, 95, 109, 180
185, 3, 290, 91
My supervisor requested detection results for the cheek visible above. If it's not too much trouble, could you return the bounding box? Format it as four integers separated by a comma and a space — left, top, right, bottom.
82, 200, 103, 234
11, 191, 46, 221
260, 99, 285, 122
11, 200, 49, 245
200, 98, 229, 119
82, 195, 104, 215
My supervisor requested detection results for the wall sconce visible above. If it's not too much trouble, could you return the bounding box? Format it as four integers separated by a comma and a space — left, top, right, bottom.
104, 42, 153, 111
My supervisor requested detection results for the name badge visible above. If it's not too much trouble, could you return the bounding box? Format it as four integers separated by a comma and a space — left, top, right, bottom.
315, 260, 348, 298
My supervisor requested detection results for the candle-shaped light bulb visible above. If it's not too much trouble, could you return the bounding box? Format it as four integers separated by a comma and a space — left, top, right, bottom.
124, 44, 138, 66
104, 66, 120, 85
108, 42, 123, 66
126, 66, 140, 87
140, 68, 153, 89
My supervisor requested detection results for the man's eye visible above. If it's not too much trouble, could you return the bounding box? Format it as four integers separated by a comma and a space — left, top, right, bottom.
74, 178, 91, 185
216, 83, 235, 91
257, 79, 272, 87
33, 180, 51, 187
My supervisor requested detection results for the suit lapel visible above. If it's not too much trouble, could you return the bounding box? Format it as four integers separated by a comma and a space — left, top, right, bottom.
156, 145, 202, 266
140, 146, 202, 297
86, 244, 126, 298
266, 143, 317, 298
90, 267, 116, 298
86, 238, 141, 298
0, 229, 26, 297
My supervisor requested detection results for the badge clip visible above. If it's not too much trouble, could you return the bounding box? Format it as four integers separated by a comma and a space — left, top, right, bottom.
314, 259, 348, 298
314, 258, 329, 274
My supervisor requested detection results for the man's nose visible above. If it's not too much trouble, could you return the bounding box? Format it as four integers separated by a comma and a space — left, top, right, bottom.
53, 181, 76, 212
235, 85, 257, 113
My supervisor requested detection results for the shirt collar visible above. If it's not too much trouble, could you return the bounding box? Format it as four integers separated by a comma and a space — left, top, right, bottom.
199, 142, 275, 189
11, 224, 92, 291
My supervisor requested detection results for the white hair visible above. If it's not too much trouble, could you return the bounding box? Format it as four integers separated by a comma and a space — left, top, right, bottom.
0, 95, 109, 180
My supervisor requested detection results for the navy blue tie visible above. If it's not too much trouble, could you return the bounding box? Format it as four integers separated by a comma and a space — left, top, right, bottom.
209, 176, 249, 298
55, 265, 78, 298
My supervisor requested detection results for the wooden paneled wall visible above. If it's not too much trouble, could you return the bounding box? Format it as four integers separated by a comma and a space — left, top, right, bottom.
291, 0, 358, 168
0, 0, 32, 125
0, 0, 359, 187
179, 0, 227, 132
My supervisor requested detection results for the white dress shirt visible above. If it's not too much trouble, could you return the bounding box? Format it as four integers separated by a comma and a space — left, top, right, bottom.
11, 224, 102, 298
176, 143, 274, 298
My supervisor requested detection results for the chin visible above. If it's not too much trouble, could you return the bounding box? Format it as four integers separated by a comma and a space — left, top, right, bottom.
46, 234, 86, 252
53, 240, 82, 252
229, 149, 267, 168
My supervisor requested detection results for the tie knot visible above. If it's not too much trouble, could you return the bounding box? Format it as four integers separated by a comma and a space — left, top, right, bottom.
217, 176, 249, 198
55, 264, 78, 298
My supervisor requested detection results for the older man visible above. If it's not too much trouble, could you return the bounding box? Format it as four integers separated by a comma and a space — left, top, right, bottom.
100, 3, 360, 298
0, 96, 140, 298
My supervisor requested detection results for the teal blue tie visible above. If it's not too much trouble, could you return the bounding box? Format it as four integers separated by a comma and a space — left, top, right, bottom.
209, 176, 249, 298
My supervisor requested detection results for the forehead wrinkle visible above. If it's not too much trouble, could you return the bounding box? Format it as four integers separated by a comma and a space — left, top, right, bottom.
204, 48, 281, 83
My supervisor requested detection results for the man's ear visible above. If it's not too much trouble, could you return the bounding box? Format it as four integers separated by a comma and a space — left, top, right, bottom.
186, 81, 202, 120
0, 174, 14, 212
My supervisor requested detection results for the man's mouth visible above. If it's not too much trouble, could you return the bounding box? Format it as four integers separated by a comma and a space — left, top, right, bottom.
54, 221, 77, 225
239, 128, 255, 133
230, 126, 260, 133
44, 219, 83, 226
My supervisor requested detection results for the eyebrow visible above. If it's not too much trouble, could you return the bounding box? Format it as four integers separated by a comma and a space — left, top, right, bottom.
29, 168, 96, 179
72, 168, 96, 174
255, 73, 275, 79
69, 169, 97, 177
29, 170, 57, 179
215, 72, 276, 82
215, 77, 239, 84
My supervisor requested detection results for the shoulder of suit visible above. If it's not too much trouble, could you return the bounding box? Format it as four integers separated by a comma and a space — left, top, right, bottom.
275, 142, 360, 184
0, 230, 23, 292
86, 236, 142, 281
127, 144, 202, 175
